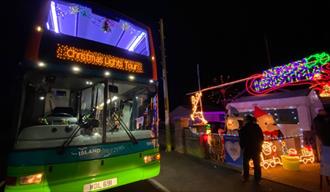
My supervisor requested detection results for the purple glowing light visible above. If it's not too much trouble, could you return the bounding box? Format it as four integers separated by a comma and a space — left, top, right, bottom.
128, 32, 145, 51
50, 1, 59, 33
46, 1, 150, 56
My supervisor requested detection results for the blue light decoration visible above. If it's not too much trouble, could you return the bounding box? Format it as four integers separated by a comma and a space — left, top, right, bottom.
246, 52, 330, 96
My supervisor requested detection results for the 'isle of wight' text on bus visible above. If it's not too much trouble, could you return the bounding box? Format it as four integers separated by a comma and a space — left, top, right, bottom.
56, 44, 144, 73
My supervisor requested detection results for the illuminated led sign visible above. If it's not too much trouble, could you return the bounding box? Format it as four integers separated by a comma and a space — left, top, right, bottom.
56, 44, 144, 73
246, 52, 330, 95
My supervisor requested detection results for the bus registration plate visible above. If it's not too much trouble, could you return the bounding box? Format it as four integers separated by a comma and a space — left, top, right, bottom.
83, 178, 117, 192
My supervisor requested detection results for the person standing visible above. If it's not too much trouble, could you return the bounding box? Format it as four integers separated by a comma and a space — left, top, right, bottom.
239, 115, 264, 183
312, 108, 330, 191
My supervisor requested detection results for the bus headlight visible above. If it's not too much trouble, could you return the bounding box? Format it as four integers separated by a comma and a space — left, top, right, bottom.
143, 153, 160, 164
19, 173, 43, 185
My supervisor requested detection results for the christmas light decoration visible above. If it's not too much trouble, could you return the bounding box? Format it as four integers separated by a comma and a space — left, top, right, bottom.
299, 146, 315, 164
56, 44, 144, 73
260, 141, 282, 169
190, 92, 208, 125
246, 52, 330, 96
249, 139, 315, 170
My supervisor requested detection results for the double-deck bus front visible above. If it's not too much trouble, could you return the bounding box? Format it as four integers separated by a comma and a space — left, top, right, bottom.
5, 1, 160, 191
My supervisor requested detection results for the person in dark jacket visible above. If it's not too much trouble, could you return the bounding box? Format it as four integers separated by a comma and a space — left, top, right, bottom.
239, 115, 264, 183
312, 108, 330, 190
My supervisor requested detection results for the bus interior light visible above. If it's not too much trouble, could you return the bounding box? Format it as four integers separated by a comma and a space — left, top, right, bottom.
86, 81, 93, 85
111, 96, 118, 102
72, 66, 81, 73
38, 62, 46, 68
129, 75, 135, 80
104, 71, 110, 77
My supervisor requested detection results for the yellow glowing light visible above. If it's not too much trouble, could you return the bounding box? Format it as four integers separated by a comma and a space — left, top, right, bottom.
36, 26, 43, 32
72, 66, 81, 72
259, 141, 282, 169
299, 146, 315, 164
104, 71, 110, 77
320, 83, 330, 97
313, 73, 322, 80
281, 155, 300, 171
287, 148, 298, 156
38, 62, 46, 67
128, 75, 135, 80
251, 141, 315, 170
20, 173, 43, 185
190, 92, 208, 125
56, 44, 144, 73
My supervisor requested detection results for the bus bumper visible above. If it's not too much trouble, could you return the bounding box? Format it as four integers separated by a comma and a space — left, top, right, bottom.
5, 161, 160, 192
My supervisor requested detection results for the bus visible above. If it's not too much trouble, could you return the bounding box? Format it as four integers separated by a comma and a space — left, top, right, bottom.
5, 0, 160, 191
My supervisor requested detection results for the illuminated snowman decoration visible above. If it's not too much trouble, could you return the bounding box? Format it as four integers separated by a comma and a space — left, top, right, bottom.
226, 116, 241, 130
253, 106, 283, 137
225, 106, 243, 134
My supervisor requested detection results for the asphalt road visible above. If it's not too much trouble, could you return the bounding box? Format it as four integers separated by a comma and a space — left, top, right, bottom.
105, 179, 164, 192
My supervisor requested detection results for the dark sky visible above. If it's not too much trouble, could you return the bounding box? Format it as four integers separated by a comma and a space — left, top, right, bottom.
94, 0, 329, 111
3, 0, 330, 119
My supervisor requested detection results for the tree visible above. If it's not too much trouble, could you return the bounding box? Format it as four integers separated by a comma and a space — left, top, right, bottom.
205, 75, 243, 109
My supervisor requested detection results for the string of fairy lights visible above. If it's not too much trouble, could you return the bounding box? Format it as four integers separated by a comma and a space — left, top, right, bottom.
246, 52, 330, 96
55, 3, 135, 33
188, 53, 327, 170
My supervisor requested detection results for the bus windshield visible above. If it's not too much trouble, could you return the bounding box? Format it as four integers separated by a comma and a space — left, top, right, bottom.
16, 71, 157, 150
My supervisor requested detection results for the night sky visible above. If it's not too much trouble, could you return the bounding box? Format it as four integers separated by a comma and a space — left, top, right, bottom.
95, 0, 329, 111
3, 0, 330, 120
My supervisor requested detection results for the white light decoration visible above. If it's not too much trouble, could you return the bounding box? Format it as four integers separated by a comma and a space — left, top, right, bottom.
149, 79, 154, 83
111, 96, 118, 101
104, 71, 110, 77
72, 66, 81, 72
85, 81, 93, 85
38, 62, 45, 68
129, 75, 135, 80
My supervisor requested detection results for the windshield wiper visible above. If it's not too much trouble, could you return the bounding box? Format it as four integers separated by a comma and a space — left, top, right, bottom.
112, 113, 138, 144
57, 125, 81, 154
